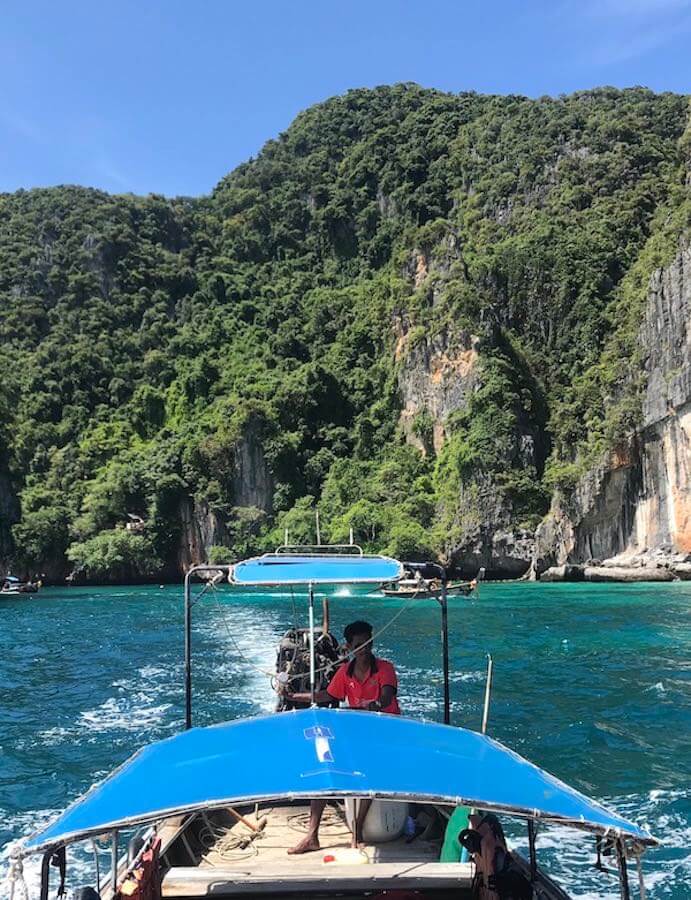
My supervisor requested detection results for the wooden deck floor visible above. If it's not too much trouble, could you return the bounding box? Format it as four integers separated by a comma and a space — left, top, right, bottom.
161, 804, 473, 896
200, 803, 442, 866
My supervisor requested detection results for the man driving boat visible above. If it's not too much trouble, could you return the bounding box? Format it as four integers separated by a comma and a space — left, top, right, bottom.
282, 619, 400, 853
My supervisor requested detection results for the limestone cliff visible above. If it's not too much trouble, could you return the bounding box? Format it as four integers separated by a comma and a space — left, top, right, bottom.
397, 239, 690, 576
177, 420, 274, 569
396, 323, 481, 454
536, 239, 691, 571
396, 321, 542, 576
177, 496, 230, 571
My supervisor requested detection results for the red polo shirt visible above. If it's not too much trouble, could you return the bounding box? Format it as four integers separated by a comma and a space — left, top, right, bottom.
327, 656, 400, 714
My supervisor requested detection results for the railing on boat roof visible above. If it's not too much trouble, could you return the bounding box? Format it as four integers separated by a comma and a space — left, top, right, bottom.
273, 543, 364, 556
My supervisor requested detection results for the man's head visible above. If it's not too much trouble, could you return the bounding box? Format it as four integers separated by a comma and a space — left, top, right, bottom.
344, 620, 373, 658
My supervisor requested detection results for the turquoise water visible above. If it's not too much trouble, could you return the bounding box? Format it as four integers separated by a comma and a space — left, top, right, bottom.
1, 580, 689, 898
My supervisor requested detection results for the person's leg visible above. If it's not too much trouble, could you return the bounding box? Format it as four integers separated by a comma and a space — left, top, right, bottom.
352, 798, 372, 848
288, 800, 326, 854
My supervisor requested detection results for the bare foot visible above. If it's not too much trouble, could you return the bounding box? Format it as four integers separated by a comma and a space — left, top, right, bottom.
287, 835, 320, 855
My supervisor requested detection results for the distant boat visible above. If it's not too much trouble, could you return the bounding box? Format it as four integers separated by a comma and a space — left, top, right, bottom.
1, 575, 40, 596
381, 562, 481, 598
381, 577, 477, 598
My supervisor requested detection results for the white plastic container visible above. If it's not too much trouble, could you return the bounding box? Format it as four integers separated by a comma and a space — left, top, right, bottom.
344, 799, 408, 843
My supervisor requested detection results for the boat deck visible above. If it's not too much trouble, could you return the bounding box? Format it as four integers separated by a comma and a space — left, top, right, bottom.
160, 803, 474, 897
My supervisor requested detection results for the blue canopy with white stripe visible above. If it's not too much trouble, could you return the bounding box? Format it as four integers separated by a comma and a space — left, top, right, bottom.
231, 553, 403, 586
25, 708, 655, 852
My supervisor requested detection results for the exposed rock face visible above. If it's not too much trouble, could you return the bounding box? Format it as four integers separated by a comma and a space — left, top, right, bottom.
396, 324, 537, 576
452, 525, 536, 579
177, 420, 274, 570
540, 563, 675, 583
536, 239, 691, 571
232, 420, 274, 510
634, 242, 691, 552
398, 238, 690, 578
396, 324, 481, 454
177, 496, 230, 572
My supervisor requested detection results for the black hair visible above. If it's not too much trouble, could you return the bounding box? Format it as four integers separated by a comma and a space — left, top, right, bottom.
344, 620, 373, 643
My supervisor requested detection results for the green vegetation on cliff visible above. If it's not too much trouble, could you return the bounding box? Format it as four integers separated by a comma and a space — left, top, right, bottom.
0, 85, 689, 578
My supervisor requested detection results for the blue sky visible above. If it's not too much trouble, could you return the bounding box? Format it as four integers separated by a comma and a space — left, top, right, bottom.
1, 0, 689, 197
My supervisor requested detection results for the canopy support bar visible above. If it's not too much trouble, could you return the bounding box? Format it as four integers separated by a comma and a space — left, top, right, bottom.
436, 580, 450, 725
527, 819, 537, 882
40, 850, 50, 900
481, 655, 494, 734
308, 582, 316, 705
111, 830, 119, 895
184, 569, 192, 730
617, 840, 631, 900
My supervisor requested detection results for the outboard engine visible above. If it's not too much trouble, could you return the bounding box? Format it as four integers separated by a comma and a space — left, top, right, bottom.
276, 626, 341, 710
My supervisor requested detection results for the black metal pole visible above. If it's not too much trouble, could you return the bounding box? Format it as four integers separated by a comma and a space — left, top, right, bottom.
440, 580, 450, 725
308, 582, 316, 706
111, 830, 119, 895
617, 841, 631, 900
527, 819, 537, 882
40, 851, 51, 900
184, 570, 192, 730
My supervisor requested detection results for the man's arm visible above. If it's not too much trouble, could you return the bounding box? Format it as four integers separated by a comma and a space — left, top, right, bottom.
367, 684, 396, 711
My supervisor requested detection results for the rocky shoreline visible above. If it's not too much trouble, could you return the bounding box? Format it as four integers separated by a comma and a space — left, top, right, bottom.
538, 550, 691, 583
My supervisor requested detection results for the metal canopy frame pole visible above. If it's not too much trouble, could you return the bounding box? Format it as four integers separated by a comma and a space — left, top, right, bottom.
308, 581, 316, 705
481, 654, 494, 734
40, 850, 51, 900
617, 840, 631, 900
184, 569, 193, 730
111, 830, 119, 895
439, 578, 450, 725
527, 819, 537, 882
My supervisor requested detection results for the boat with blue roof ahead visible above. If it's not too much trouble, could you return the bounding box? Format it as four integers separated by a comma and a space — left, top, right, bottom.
11, 547, 655, 900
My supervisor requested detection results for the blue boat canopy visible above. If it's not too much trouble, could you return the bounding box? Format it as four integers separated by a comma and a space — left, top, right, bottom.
25, 708, 654, 852
231, 553, 403, 586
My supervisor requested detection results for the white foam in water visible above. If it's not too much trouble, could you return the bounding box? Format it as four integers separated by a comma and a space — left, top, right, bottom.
79, 696, 173, 733
0, 810, 115, 899
206, 605, 284, 712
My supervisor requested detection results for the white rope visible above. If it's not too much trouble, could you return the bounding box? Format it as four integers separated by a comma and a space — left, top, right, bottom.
5, 846, 30, 900
197, 813, 264, 861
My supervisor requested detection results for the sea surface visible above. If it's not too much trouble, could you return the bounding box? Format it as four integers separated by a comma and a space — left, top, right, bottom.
1, 580, 689, 898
